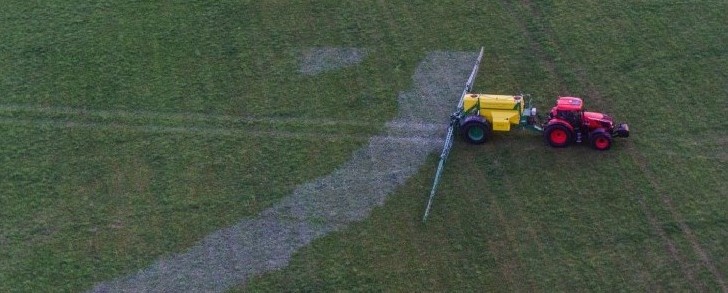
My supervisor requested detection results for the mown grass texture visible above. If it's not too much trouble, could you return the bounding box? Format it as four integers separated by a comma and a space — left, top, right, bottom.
0, 0, 725, 292
2, 0, 401, 291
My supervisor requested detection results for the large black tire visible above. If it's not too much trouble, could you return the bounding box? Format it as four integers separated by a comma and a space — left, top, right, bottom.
590, 130, 612, 150
460, 117, 491, 144
544, 123, 573, 148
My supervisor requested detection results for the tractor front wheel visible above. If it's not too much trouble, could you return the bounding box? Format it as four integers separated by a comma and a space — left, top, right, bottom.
590, 131, 612, 150
461, 120, 491, 144
544, 124, 573, 148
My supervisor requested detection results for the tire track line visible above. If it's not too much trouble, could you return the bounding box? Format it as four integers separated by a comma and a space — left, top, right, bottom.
631, 149, 727, 292
497, 0, 568, 95
500, 167, 542, 292
505, 0, 725, 290
612, 157, 683, 291
0, 116, 446, 144
485, 190, 521, 290
0, 103, 378, 127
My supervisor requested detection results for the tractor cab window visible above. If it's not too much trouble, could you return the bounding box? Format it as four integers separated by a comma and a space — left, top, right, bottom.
557, 110, 582, 127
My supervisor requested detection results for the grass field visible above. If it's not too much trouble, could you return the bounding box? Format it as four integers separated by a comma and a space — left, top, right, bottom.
1, 0, 726, 292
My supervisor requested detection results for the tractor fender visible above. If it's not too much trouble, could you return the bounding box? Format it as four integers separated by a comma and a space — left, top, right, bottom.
588, 127, 609, 136
545, 118, 574, 131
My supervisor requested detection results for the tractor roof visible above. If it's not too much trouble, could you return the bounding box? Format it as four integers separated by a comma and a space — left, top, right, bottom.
555, 97, 583, 111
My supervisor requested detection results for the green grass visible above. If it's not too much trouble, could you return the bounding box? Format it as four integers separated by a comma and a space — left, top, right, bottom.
1, 0, 726, 292
244, 0, 727, 291
1, 0, 403, 291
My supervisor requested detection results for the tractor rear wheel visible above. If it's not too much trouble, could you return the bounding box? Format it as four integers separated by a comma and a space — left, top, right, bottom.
461, 119, 491, 144
544, 124, 573, 147
590, 131, 612, 150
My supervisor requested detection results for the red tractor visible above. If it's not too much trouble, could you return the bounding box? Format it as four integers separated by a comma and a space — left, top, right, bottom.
543, 97, 629, 150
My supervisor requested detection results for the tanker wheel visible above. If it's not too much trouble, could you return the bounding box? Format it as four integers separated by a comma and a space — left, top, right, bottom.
462, 120, 491, 144
590, 131, 612, 150
544, 124, 573, 147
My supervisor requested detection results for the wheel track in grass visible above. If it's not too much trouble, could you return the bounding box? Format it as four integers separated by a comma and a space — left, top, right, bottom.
0, 107, 445, 143
486, 188, 520, 290
504, 0, 726, 291
477, 152, 543, 291
497, 161, 541, 292
0, 102, 386, 128
630, 150, 726, 292
88, 51, 477, 292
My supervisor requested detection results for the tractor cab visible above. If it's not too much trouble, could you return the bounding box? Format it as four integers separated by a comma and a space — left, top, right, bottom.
550, 97, 583, 128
